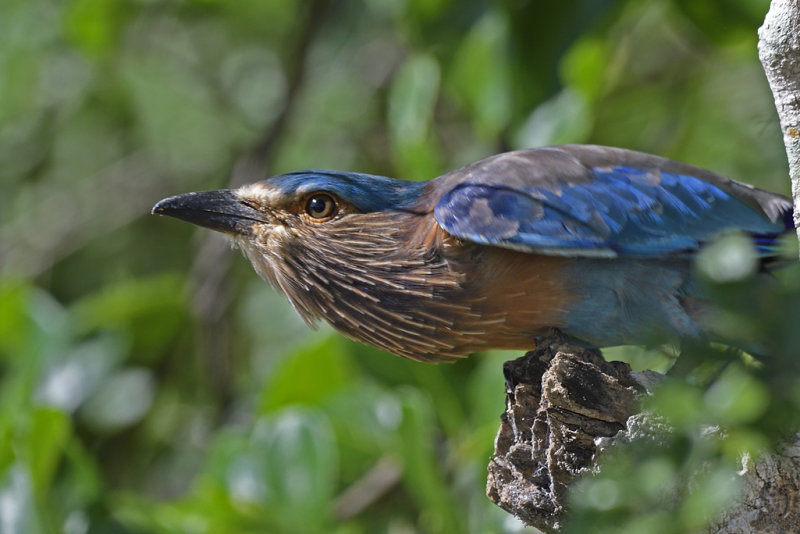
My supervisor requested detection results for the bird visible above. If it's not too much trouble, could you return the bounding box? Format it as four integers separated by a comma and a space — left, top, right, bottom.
152, 145, 794, 362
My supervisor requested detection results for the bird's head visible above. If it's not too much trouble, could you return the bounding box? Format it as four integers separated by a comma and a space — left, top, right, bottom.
152, 171, 432, 325
152, 170, 427, 235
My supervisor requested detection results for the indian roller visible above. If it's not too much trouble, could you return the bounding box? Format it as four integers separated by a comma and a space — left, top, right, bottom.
152, 145, 794, 362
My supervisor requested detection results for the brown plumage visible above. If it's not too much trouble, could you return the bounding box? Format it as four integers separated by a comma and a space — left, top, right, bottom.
152, 145, 794, 362
233, 201, 572, 361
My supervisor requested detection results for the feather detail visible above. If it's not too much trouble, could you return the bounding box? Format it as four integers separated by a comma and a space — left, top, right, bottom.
238, 211, 572, 361
433, 149, 792, 258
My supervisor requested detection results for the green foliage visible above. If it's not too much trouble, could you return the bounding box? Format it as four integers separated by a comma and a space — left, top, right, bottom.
0, 0, 794, 532
449, 10, 512, 140
389, 53, 443, 179
567, 257, 800, 533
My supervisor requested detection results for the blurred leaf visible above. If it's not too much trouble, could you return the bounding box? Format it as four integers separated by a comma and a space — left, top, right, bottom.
635, 457, 678, 501
449, 10, 512, 139
674, 0, 770, 43
189, 0, 299, 41
704, 364, 769, 424
71, 274, 187, 359
121, 55, 237, 174
23, 288, 72, 356
388, 53, 442, 179
260, 336, 356, 412
60, 437, 103, 511
79, 368, 155, 432
646, 380, 706, 431
560, 37, 611, 101
35, 334, 124, 413
220, 47, 287, 129
64, 0, 122, 58
408, 363, 467, 440
0, 281, 30, 357
389, 53, 440, 146
255, 409, 338, 521
603, 345, 675, 374
679, 465, 741, 530
0, 466, 43, 534
512, 88, 592, 148
169, 409, 341, 533
0, 47, 41, 120
408, 0, 452, 20
325, 383, 402, 461
466, 351, 509, 432
395, 388, 462, 534
696, 234, 759, 284
719, 428, 769, 461
28, 408, 71, 499
580, 477, 622, 511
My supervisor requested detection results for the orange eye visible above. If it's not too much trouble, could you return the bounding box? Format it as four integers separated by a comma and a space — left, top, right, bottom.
305, 193, 337, 220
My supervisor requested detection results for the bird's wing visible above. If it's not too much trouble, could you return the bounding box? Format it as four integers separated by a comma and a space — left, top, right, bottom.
433, 146, 793, 258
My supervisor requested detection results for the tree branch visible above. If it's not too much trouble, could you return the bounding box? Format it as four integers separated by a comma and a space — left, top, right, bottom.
758, 0, 800, 247
485, 337, 648, 532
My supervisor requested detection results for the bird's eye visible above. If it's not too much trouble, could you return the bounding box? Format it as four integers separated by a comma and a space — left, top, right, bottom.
305, 193, 338, 220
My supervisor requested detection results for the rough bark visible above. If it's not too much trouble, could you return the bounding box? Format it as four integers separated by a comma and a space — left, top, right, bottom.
486, 340, 800, 533
709, 437, 800, 534
759, 0, 800, 244
485, 337, 647, 532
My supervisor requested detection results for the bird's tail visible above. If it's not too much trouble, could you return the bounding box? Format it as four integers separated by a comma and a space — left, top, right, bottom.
755, 205, 796, 272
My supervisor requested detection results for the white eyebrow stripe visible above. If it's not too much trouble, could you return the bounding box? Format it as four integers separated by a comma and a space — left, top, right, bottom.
236, 183, 284, 204
295, 183, 320, 195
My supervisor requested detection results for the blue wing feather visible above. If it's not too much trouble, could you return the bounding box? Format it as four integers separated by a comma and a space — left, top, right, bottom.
434, 165, 789, 258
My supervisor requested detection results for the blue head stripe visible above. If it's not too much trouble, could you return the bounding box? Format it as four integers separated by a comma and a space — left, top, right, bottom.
265, 170, 427, 212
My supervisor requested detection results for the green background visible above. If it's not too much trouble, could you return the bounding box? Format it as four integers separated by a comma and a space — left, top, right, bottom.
2, 0, 799, 532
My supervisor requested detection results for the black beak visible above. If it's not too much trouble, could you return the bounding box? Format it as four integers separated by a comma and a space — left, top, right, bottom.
152, 190, 267, 235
